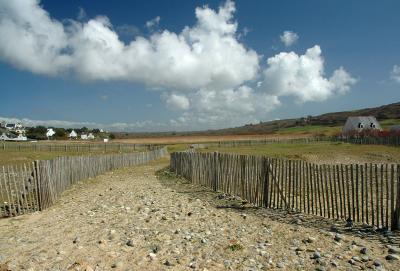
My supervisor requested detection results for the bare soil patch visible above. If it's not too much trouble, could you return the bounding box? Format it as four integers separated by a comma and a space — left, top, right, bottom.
0, 159, 399, 270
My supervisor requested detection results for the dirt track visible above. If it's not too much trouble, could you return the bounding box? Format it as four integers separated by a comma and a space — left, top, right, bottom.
1, 159, 399, 270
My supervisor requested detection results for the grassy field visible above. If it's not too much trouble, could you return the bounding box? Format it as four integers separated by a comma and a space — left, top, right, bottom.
0, 149, 145, 167
198, 141, 400, 165
273, 125, 340, 136
114, 134, 310, 144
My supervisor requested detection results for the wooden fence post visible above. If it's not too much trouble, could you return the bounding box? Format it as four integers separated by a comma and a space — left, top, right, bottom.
213, 152, 218, 191
263, 157, 269, 207
391, 164, 400, 230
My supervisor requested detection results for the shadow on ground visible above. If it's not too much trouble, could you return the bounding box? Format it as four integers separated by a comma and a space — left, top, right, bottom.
156, 166, 400, 247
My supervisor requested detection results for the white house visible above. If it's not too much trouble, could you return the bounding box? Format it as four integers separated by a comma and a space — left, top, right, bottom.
5, 123, 16, 130
87, 133, 95, 140
5, 122, 25, 135
46, 128, 56, 139
14, 134, 27, 141
81, 134, 88, 140
342, 116, 382, 134
0, 133, 9, 141
69, 130, 78, 139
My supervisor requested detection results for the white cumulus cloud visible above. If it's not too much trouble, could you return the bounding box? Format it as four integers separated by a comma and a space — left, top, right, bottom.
0, 0, 259, 91
261, 45, 357, 103
0, 0, 357, 130
280, 30, 298, 47
167, 86, 281, 129
165, 94, 190, 111
391, 65, 400, 83
145, 16, 160, 29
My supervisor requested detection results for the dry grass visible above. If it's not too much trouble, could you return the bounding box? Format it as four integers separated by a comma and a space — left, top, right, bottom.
198, 141, 400, 165
114, 133, 310, 144
0, 149, 142, 167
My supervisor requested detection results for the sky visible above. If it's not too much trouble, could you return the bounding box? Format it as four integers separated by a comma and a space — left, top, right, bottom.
0, 0, 399, 132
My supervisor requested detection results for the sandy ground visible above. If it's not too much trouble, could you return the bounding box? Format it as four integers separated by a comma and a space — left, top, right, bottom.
1, 159, 399, 271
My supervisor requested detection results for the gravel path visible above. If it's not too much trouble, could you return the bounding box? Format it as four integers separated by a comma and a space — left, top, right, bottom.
1, 159, 399, 271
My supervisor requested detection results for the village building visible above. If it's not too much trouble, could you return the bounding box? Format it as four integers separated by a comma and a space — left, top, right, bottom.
5, 122, 25, 135
68, 130, 78, 139
46, 128, 56, 139
87, 133, 95, 140
81, 134, 88, 140
14, 134, 27, 141
342, 116, 382, 134
0, 133, 9, 141
5, 123, 16, 130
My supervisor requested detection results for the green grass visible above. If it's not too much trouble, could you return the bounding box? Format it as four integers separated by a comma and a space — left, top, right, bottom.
166, 144, 191, 153
0, 149, 142, 167
274, 125, 341, 136
198, 141, 400, 164
270, 118, 400, 137
380, 118, 400, 128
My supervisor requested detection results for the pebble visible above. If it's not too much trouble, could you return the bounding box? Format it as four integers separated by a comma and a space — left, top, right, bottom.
385, 254, 399, 261
311, 252, 321, 259
360, 247, 368, 254
126, 240, 134, 247
223, 260, 231, 268
330, 261, 338, 267
276, 262, 284, 268
373, 260, 382, 266
295, 246, 306, 252
361, 256, 369, 262
111, 262, 123, 268
306, 237, 316, 243
73, 237, 80, 244
164, 260, 173, 266
148, 253, 157, 260
388, 246, 400, 255
334, 234, 343, 242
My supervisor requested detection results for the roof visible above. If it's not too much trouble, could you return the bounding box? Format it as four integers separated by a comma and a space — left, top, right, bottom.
343, 116, 382, 132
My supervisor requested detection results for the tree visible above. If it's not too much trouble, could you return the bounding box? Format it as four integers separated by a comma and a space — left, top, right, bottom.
55, 128, 66, 139
109, 133, 116, 140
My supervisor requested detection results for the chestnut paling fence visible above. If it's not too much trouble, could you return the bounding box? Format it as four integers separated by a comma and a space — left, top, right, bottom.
0, 147, 168, 217
170, 151, 400, 231
0, 142, 160, 152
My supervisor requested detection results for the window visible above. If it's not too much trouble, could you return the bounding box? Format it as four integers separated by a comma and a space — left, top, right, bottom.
370, 123, 375, 128
358, 122, 364, 128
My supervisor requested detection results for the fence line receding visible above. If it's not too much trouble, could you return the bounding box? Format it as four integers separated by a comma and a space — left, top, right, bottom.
0, 147, 167, 218
170, 151, 400, 231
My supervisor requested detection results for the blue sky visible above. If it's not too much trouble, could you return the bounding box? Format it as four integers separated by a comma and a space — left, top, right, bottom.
0, 0, 399, 131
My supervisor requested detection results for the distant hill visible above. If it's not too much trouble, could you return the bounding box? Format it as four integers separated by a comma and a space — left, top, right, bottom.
209, 101, 400, 135
115, 101, 400, 138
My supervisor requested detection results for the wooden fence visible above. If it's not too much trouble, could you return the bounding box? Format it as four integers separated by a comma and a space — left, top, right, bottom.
331, 136, 400, 147
0, 142, 159, 152
0, 147, 167, 217
195, 136, 400, 149
200, 137, 323, 148
170, 152, 400, 231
